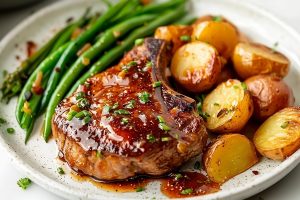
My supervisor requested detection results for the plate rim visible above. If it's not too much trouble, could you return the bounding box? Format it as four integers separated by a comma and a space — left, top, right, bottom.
0, 0, 299, 199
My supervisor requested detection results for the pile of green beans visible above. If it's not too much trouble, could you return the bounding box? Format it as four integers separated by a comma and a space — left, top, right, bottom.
10, 0, 187, 143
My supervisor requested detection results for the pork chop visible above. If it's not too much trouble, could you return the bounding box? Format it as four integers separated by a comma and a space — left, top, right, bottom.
52, 38, 208, 181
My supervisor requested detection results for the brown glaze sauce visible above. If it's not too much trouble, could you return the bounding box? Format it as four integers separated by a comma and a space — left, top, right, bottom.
70, 169, 220, 198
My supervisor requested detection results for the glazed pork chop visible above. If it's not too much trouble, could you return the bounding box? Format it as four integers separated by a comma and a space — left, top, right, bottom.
52, 38, 207, 181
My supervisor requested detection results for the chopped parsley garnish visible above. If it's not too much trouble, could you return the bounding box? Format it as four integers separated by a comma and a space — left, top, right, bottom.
271, 42, 279, 52
102, 105, 111, 115
0, 117, 7, 124
77, 98, 90, 109
7, 128, 15, 134
124, 100, 136, 109
233, 85, 239, 89
174, 173, 183, 180
135, 38, 144, 46
161, 137, 171, 142
76, 92, 85, 100
214, 103, 220, 107
75, 110, 91, 119
212, 15, 222, 22
152, 81, 162, 88
143, 61, 153, 71
17, 178, 32, 190
137, 91, 150, 104
159, 123, 171, 131
114, 109, 130, 115
127, 61, 138, 67
57, 167, 65, 175
280, 121, 289, 129
241, 82, 247, 91
181, 188, 193, 195
194, 161, 201, 170
180, 35, 191, 42
136, 186, 145, 192
121, 117, 129, 125
96, 151, 103, 158
146, 134, 156, 143
157, 116, 165, 123
112, 102, 119, 109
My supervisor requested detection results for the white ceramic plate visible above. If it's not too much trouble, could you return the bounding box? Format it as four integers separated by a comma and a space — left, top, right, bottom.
0, 0, 300, 199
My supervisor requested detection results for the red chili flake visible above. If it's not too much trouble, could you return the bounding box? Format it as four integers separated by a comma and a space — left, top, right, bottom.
252, 170, 259, 175
26, 41, 37, 57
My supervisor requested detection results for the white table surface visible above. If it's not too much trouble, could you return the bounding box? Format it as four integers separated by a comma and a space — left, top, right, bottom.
0, 0, 299, 199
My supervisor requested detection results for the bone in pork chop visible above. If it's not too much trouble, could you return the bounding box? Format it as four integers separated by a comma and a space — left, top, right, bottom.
52, 38, 208, 181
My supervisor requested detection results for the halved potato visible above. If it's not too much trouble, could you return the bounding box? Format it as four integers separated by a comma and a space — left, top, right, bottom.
203, 134, 258, 183
171, 41, 222, 93
202, 79, 253, 133
191, 21, 239, 59
154, 25, 193, 54
232, 42, 290, 79
254, 107, 300, 160
245, 75, 295, 121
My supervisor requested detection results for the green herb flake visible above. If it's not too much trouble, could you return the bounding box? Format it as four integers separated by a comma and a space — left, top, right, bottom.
241, 82, 247, 91
57, 167, 65, 175
17, 178, 32, 190
143, 61, 153, 71
121, 117, 129, 125
112, 102, 119, 109
114, 109, 130, 115
66, 110, 78, 121
135, 38, 144, 46
76, 92, 85, 100
194, 161, 201, 170
180, 35, 191, 42
77, 98, 90, 109
152, 81, 162, 88
214, 103, 220, 107
159, 123, 171, 131
161, 137, 171, 142
212, 15, 222, 22
280, 121, 289, 129
128, 61, 138, 67
137, 91, 150, 104
233, 85, 239, 89
0, 117, 7, 124
200, 112, 210, 121
2, 69, 8, 77
136, 186, 145, 192
181, 188, 193, 195
174, 173, 183, 181
7, 128, 15, 134
96, 150, 103, 158
124, 100, 136, 109
146, 134, 156, 143
102, 105, 111, 115
82, 116, 91, 125
271, 42, 279, 52
157, 116, 165, 123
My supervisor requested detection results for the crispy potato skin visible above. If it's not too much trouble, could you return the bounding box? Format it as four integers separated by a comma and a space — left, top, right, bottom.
203, 134, 258, 183
232, 42, 290, 79
171, 41, 222, 93
245, 75, 295, 121
203, 79, 253, 133
154, 25, 193, 54
254, 107, 300, 160
191, 21, 239, 59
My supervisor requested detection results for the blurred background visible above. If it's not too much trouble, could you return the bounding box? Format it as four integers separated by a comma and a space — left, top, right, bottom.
0, 0, 299, 200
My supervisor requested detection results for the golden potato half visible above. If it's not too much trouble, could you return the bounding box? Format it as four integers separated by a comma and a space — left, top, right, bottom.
154, 25, 193, 54
245, 75, 295, 121
203, 79, 253, 133
171, 41, 222, 93
203, 134, 258, 183
232, 42, 290, 79
254, 107, 300, 160
192, 21, 239, 59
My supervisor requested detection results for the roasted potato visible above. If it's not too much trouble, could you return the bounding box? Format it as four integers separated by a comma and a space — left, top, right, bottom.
245, 75, 294, 121
232, 42, 290, 79
154, 25, 193, 54
202, 79, 253, 133
191, 20, 239, 59
171, 41, 222, 93
203, 134, 258, 183
254, 107, 300, 160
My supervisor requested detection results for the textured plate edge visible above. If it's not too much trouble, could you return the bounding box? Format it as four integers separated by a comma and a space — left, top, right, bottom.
0, 0, 299, 200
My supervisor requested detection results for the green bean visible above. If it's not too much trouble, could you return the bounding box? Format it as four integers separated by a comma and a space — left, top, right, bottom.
43, 5, 186, 141
41, 0, 129, 112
